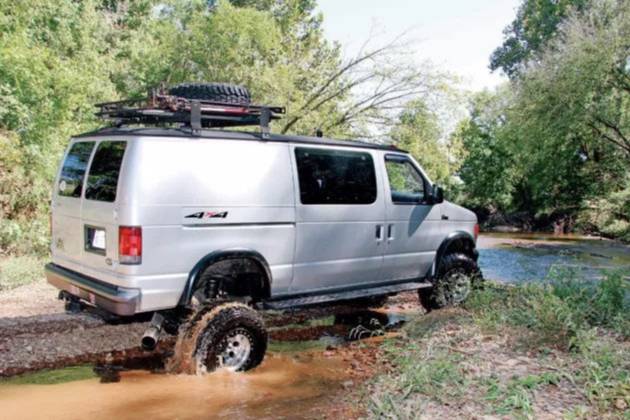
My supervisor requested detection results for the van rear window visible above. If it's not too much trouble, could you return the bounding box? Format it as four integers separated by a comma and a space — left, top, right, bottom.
58, 142, 95, 198
85, 141, 127, 202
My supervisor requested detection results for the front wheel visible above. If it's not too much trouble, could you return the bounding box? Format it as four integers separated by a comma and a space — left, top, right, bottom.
419, 253, 482, 311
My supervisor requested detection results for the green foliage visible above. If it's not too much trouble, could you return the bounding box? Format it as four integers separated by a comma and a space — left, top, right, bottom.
459, 0, 630, 237
455, 89, 518, 210
389, 100, 455, 188
0, 0, 447, 256
0, 255, 47, 290
490, 0, 587, 77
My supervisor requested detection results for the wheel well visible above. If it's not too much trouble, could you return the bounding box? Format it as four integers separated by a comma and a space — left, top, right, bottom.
432, 232, 478, 278
180, 251, 272, 306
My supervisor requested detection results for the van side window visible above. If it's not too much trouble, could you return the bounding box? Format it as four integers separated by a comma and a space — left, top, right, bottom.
58, 142, 95, 198
385, 158, 425, 204
85, 141, 127, 202
295, 147, 377, 205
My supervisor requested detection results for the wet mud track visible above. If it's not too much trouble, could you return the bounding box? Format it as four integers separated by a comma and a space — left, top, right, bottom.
0, 293, 419, 379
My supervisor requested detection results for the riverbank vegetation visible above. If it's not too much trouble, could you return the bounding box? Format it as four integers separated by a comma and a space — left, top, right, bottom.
455, 0, 630, 240
367, 272, 630, 418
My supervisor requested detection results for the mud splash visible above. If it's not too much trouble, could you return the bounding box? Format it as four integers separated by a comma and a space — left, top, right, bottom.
0, 352, 354, 420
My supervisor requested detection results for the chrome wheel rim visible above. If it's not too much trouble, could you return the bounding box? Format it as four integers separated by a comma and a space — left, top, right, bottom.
218, 329, 252, 371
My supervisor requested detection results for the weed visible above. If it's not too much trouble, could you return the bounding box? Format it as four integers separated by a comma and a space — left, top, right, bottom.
0, 365, 95, 385
0, 255, 46, 291
367, 270, 630, 418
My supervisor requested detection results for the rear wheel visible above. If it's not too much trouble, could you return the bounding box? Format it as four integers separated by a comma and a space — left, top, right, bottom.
419, 253, 482, 311
169, 301, 267, 374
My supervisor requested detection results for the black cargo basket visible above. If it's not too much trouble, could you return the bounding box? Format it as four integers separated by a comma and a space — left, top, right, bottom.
95, 85, 285, 136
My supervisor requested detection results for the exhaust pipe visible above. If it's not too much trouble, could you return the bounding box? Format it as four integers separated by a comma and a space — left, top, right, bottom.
141, 312, 165, 351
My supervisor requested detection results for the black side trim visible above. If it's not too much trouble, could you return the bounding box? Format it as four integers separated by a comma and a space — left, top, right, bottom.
265, 277, 426, 303
179, 249, 273, 305
263, 280, 431, 310
432, 231, 477, 278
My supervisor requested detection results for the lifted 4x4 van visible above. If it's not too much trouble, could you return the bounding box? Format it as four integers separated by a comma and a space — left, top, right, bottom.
46, 83, 481, 373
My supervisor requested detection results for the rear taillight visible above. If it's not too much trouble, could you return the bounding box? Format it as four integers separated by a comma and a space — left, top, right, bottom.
474, 223, 480, 241
119, 226, 142, 264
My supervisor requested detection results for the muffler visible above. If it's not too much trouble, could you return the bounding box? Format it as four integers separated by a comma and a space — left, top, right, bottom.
141, 312, 165, 351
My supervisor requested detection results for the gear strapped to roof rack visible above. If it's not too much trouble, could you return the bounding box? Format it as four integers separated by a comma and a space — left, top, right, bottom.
95, 85, 285, 137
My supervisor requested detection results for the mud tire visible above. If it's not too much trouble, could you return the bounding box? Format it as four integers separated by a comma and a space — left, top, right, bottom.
168, 83, 251, 105
419, 253, 482, 311
168, 301, 267, 374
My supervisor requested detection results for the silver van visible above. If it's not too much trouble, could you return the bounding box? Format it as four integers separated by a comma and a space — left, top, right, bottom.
46, 83, 481, 373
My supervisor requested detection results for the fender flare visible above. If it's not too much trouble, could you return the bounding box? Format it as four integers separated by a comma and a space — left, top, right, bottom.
178, 249, 272, 306
430, 231, 478, 279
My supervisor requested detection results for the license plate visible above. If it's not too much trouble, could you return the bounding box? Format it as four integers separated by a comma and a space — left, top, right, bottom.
91, 229, 106, 250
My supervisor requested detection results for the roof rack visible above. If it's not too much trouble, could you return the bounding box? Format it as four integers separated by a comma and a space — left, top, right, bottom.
95, 86, 285, 138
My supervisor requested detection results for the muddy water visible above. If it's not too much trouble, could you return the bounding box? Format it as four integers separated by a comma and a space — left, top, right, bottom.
478, 232, 630, 282
0, 353, 350, 420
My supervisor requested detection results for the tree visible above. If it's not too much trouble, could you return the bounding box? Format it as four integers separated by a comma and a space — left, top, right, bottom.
490, 0, 586, 78
389, 100, 452, 186
0, 0, 452, 254
506, 0, 630, 230
455, 89, 517, 210
0, 0, 119, 254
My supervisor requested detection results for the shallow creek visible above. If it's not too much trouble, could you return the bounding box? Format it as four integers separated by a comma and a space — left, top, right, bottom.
0, 353, 350, 420
477, 232, 630, 282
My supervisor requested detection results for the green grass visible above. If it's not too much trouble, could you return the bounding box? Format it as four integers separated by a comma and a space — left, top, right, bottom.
0, 366, 96, 386
0, 255, 46, 291
366, 271, 630, 418
483, 373, 562, 417
465, 270, 630, 346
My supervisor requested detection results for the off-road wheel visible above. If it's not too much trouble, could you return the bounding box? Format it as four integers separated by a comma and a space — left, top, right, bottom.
419, 253, 482, 311
169, 301, 267, 374
168, 83, 251, 105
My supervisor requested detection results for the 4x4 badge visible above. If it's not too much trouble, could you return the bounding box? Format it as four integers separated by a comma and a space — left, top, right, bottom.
185, 211, 228, 219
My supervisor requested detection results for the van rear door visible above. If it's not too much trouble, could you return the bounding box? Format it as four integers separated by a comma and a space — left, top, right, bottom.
52, 141, 95, 266
80, 140, 128, 273
52, 139, 128, 275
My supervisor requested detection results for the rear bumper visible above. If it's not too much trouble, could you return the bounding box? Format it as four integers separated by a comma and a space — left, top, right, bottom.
45, 263, 140, 316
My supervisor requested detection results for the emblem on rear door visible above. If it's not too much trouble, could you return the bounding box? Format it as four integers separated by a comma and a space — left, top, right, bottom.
185, 211, 228, 219
56, 238, 64, 250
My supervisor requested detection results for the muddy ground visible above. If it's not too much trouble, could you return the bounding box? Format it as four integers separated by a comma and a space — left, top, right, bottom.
0, 280, 417, 419
0, 280, 418, 379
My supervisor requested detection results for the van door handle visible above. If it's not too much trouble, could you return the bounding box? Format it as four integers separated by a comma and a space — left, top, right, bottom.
375, 225, 383, 242
387, 224, 394, 240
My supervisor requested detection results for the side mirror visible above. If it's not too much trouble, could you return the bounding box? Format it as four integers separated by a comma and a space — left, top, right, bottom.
431, 184, 444, 204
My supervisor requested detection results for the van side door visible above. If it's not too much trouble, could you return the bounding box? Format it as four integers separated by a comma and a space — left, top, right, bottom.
290, 146, 386, 293
381, 154, 442, 281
